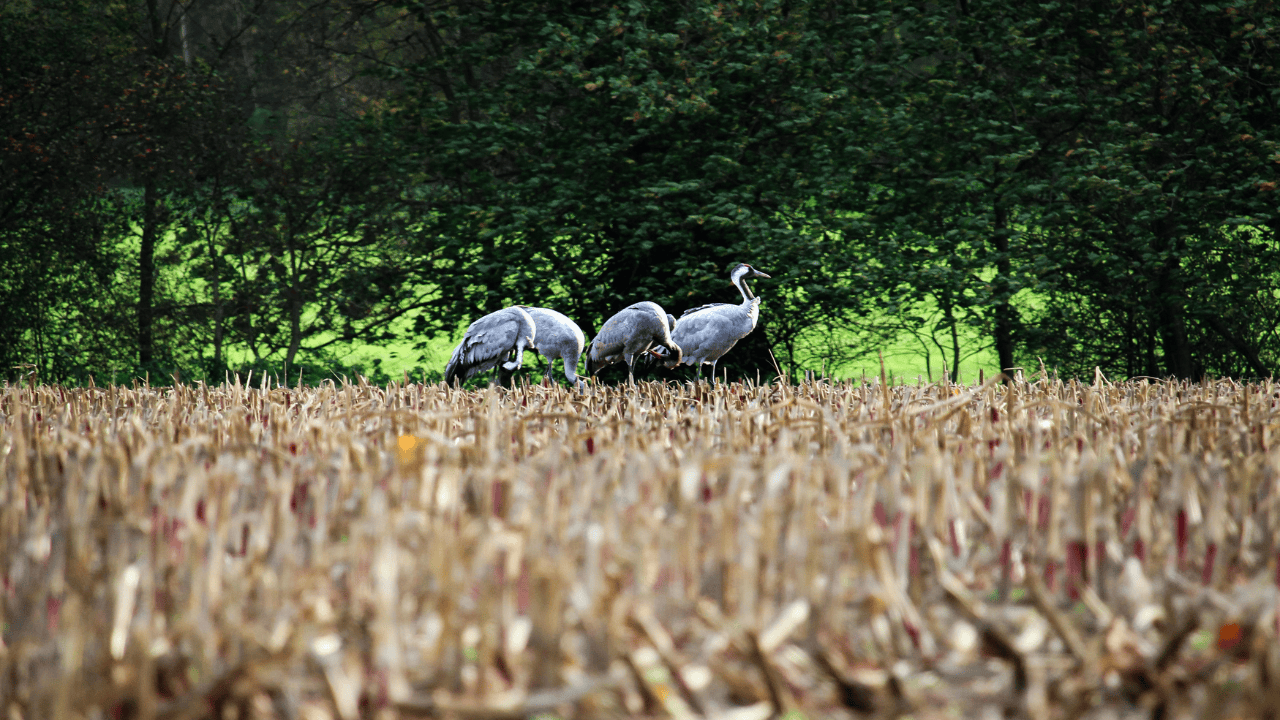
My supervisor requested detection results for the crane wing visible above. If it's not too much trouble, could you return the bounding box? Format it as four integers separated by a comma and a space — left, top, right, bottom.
679, 302, 733, 319
444, 309, 535, 384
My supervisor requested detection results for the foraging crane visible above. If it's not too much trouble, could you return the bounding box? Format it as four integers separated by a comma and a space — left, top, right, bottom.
523, 306, 586, 387
585, 301, 682, 385
655, 263, 771, 382
443, 306, 536, 386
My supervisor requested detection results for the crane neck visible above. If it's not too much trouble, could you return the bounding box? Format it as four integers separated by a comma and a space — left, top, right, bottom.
733, 275, 756, 303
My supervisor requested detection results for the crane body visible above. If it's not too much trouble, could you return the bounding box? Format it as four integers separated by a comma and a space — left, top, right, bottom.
523, 306, 586, 386
443, 307, 537, 386
658, 263, 771, 382
586, 301, 681, 385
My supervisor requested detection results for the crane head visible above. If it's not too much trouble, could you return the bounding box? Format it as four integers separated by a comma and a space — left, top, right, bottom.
648, 345, 683, 369
731, 263, 770, 300
731, 263, 771, 282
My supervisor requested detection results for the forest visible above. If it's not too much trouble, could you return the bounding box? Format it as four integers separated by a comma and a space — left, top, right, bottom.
4, 0, 1280, 384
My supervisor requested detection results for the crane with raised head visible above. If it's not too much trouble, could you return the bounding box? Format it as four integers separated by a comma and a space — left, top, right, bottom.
654, 262, 771, 383
585, 301, 682, 385
522, 306, 586, 387
443, 306, 537, 386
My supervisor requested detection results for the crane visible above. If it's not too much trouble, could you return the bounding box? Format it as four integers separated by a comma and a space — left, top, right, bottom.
522, 306, 586, 387
443, 306, 537, 386
585, 301, 682, 385
655, 263, 771, 382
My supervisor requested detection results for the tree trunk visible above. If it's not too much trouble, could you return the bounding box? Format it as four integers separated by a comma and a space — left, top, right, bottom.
146, 0, 165, 56
992, 204, 1015, 378
139, 180, 157, 368
180, 9, 191, 66
1156, 300, 1193, 378
939, 289, 961, 384
1144, 326, 1159, 378
138, 0, 166, 371
949, 322, 961, 384
286, 291, 302, 379
1151, 224, 1194, 378
208, 217, 223, 372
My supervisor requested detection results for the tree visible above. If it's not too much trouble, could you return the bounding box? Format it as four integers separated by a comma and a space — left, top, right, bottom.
842, 0, 1280, 380
370, 0, 869, 380
0, 2, 150, 380
0, 0, 261, 381
217, 133, 422, 379
10, 0, 1280, 384
1023, 0, 1280, 378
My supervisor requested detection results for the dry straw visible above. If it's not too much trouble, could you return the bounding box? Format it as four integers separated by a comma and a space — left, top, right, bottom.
1, 372, 1279, 719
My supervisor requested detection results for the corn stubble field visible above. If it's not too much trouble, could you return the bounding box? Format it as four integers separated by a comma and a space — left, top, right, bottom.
2, 374, 1280, 720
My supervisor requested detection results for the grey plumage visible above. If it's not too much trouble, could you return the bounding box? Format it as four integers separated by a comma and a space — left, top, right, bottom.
658, 263, 771, 382
522, 306, 586, 386
586, 301, 682, 384
443, 306, 537, 386
641, 314, 680, 368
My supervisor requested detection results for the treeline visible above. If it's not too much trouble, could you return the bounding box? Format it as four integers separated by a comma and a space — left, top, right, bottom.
3, 0, 1279, 383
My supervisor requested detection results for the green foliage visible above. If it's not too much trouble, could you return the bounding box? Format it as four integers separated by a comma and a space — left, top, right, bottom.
0, 1, 187, 381
217, 132, 423, 377
1024, 1, 1280, 377
843, 0, 1280, 378
380, 0, 869, 380
8, 0, 1280, 383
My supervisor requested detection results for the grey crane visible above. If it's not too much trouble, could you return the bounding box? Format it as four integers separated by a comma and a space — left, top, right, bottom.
443, 306, 537, 386
522, 306, 586, 387
585, 301, 682, 385
656, 262, 771, 382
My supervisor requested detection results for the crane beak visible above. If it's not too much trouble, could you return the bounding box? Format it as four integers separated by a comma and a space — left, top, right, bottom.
752, 269, 771, 279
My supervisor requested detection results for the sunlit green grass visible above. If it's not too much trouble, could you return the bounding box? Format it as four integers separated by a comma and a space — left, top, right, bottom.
135, 209, 1011, 386
299, 314, 1005, 385
201, 285, 1008, 386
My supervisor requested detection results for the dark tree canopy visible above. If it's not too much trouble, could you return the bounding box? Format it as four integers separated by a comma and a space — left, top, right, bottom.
5, 0, 1280, 383
371, 0, 869, 380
